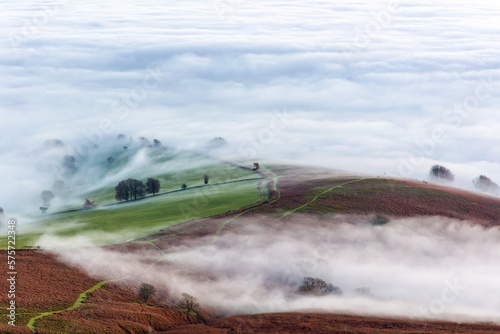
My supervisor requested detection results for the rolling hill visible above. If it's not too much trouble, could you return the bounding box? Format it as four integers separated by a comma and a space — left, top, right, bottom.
1, 159, 500, 333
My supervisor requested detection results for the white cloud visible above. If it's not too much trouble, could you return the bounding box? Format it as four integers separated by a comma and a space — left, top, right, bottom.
1, 1, 500, 212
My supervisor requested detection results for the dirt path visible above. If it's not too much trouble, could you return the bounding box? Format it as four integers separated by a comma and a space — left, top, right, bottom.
270, 178, 367, 222
212, 166, 281, 239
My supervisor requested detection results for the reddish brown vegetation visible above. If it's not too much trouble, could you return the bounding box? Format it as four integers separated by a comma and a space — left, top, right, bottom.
257, 165, 500, 226
33, 281, 204, 333
162, 312, 500, 333
0, 249, 208, 333
0, 250, 99, 314
83, 198, 97, 209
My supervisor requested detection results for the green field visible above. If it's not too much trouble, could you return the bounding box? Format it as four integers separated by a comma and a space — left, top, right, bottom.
2, 160, 265, 249
81, 160, 256, 206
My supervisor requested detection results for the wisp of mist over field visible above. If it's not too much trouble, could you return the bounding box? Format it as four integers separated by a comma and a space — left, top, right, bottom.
2, 1, 500, 216
41, 215, 500, 323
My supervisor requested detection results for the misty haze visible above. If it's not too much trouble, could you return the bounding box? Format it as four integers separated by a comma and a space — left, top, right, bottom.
1, 1, 500, 333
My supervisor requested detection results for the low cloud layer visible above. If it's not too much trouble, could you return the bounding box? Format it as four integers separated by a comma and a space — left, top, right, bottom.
43, 215, 500, 323
2, 1, 500, 215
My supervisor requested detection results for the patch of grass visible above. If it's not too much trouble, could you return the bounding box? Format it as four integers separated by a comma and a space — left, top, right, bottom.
2, 181, 261, 248
82, 161, 256, 206
176, 308, 198, 316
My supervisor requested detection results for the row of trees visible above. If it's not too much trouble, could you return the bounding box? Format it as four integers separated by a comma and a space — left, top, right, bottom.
115, 174, 213, 202
429, 165, 499, 194
115, 178, 160, 201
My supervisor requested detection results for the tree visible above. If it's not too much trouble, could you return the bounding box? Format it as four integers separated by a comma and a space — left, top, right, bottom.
139, 136, 150, 146
473, 175, 499, 193
41, 190, 55, 207
52, 180, 65, 193
63, 155, 76, 169
83, 199, 97, 209
203, 174, 209, 185
355, 287, 371, 296
296, 277, 343, 296
63, 155, 77, 176
209, 137, 227, 146
138, 283, 156, 304
128, 178, 146, 200
115, 178, 146, 201
178, 293, 199, 312
429, 165, 454, 182
146, 178, 160, 195
153, 139, 162, 147
253, 162, 260, 171
181, 184, 187, 190
115, 180, 131, 201
369, 214, 389, 226
106, 156, 115, 166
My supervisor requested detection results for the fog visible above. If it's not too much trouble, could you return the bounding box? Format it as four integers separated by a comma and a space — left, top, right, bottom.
2, 1, 500, 216
40, 215, 500, 323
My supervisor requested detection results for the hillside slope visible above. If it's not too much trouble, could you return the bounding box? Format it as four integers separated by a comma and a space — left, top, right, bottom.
2, 163, 499, 333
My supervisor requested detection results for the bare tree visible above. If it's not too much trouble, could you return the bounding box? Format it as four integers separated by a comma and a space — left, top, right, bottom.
178, 293, 199, 312
209, 137, 227, 146
138, 283, 156, 304
83, 199, 97, 209
297, 277, 343, 296
473, 175, 499, 193
429, 164, 455, 182
355, 287, 371, 296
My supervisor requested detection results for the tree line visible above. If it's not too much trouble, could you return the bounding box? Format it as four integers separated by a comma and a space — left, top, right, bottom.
115, 177, 160, 201
115, 174, 212, 202
429, 164, 499, 194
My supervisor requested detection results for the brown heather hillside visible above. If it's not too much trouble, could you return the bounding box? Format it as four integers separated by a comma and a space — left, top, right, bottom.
162, 312, 500, 334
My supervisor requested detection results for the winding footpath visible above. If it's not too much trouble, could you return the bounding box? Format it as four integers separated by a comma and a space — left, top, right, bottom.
270, 178, 367, 223
27, 280, 112, 330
